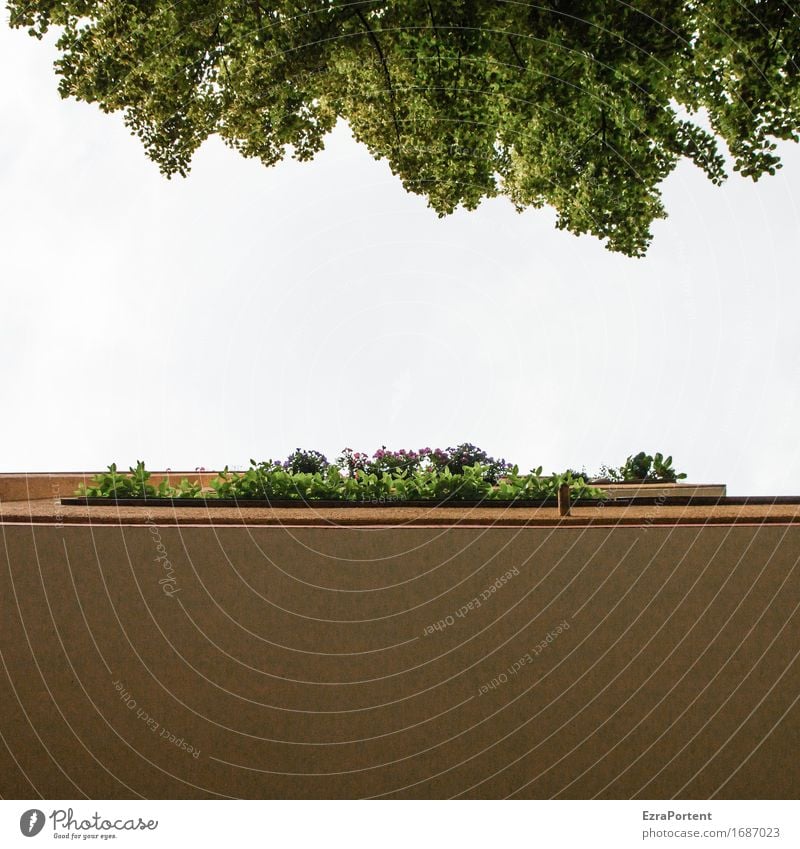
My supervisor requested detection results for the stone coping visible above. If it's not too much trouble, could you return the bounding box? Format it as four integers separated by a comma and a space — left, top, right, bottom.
1, 496, 798, 527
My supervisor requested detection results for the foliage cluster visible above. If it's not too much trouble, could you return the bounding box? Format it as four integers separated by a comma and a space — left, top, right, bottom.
598, 452, 687, 483
77, 462, 202, 498
206, 462, 601, 502
10, 1, 800, 255
76, 446, 687, 501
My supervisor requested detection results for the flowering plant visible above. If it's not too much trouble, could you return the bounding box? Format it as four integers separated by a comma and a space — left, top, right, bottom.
282, 448, 329, 475
425, 443, 512, 484
337, 448, 371, 477
369, 447, 427, 477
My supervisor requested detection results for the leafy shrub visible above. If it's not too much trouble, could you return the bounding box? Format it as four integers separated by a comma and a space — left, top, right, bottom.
77, 462, 201, 499
172, 477, 203, 498
78, 462, 150, 498
650, 453, 686, 482
78, 460, 607, 503
599, 451, 687, 483
210, 462, 346, 501
75, 447, 689, 502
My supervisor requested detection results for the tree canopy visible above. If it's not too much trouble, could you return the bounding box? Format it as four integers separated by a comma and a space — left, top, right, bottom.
9, 1, 800, 255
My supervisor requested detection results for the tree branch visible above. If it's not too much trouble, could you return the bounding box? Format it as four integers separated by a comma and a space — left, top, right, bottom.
355, 9, 402, 149
507, 34, 526, 69
427, 1, 442, 73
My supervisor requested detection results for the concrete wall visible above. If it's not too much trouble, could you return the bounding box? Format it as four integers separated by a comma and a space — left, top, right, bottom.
1, 521, 799, 799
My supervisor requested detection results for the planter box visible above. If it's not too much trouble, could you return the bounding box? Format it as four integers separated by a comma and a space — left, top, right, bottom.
64, 493, 792, 512
0, 472, 727, 507
598, 482, 727, 500
62, 496, 576, 509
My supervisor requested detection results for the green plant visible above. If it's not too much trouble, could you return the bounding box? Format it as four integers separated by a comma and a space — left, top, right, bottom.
408, 465, 495, 501
78, 462, 156, 498
77, 462, 202, 499
624, 452, 654, 481
77, 459, 607, 503
600, 452, 687, 483
651, 452, 687, 483
173, 477, 203, 498
210, 462, 346, 501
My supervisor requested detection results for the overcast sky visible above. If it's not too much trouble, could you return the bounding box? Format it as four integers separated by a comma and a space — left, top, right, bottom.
1, 20, 799, 495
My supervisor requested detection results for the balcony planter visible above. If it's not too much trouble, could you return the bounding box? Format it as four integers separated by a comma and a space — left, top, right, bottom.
593, 481, 727, 501
61, 496, 578, 509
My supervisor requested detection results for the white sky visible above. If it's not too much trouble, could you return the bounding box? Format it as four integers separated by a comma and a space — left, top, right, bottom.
1, 21, 799, 494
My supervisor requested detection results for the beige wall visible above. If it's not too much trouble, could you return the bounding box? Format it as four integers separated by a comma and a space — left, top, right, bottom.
1, 521, 799, 799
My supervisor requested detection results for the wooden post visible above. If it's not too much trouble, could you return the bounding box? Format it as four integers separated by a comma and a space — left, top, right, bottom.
558, 483, 571, 517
